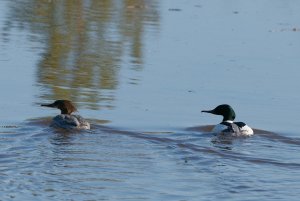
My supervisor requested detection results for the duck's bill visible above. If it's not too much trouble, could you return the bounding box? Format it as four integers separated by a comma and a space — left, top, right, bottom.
41, 103, 55, 108
201, 110, 213, 113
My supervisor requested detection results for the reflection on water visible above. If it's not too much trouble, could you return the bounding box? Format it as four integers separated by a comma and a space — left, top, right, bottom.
2, 0, 160, 110
2, 0, 300, 200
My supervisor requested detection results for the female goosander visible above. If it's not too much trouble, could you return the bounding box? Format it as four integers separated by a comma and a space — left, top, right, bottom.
202, 104, 253, 136
41, 100, 90, 130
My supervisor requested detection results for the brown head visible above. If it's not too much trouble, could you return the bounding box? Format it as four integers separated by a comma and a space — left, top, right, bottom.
41, 100, 77, 115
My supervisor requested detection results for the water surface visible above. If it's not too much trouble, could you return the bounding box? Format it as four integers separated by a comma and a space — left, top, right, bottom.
1, 0, 300, 200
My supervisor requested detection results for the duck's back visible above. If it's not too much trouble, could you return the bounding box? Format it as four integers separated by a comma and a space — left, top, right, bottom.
51, 114, 90, 130
212, 121, 253, 136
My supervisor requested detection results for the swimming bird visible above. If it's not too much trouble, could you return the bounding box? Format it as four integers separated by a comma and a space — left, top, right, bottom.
202, 104, 253, 136
41, 100, 90, 130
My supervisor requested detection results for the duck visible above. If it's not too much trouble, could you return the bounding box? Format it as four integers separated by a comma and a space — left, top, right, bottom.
41, 100, 90, 130
202, 104, 253, 136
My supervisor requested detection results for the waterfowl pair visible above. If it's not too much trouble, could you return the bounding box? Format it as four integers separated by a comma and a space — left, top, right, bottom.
41, 100, 90, 130
202, 104, 253, 136
41, 101, 252, 135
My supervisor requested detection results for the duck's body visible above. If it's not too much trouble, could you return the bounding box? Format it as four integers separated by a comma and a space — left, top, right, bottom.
202, 104, 253, 136
41, 100, 90, 130
51, 114, 90, 130
212, 120, 253, 136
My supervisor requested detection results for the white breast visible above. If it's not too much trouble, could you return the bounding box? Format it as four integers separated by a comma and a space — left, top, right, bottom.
212, 121, 254, 136
239, 125, 254, 136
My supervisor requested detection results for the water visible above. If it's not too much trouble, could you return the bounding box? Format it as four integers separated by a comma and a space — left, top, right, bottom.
0, 0, 300, 200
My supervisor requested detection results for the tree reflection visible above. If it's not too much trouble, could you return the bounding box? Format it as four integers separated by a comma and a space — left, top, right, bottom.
3, 0, 160, 110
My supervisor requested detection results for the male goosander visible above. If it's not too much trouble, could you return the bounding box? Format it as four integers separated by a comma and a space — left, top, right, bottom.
202, 104, 253, 136
41, 100, 90, 130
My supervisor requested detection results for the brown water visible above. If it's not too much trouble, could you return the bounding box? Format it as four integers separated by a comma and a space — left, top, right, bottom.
1, 0, 300, 200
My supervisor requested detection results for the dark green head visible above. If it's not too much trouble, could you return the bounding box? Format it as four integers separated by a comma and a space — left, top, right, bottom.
202, 104, 236, 121
41, 100, 77, 115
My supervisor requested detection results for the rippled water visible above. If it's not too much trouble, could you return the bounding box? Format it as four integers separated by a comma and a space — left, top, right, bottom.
1, 0, 300, 200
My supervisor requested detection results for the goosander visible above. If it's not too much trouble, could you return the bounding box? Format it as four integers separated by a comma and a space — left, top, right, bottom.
202, 104, 253, 136
41, 100, 90, 130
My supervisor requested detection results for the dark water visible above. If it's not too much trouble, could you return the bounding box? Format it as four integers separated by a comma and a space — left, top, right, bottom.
1, 0, 300, 200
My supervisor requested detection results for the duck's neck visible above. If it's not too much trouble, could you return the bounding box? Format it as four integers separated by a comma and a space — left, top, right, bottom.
222, 115, 234, 122
61, 110, 71, 115
222, 119, 234, 123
